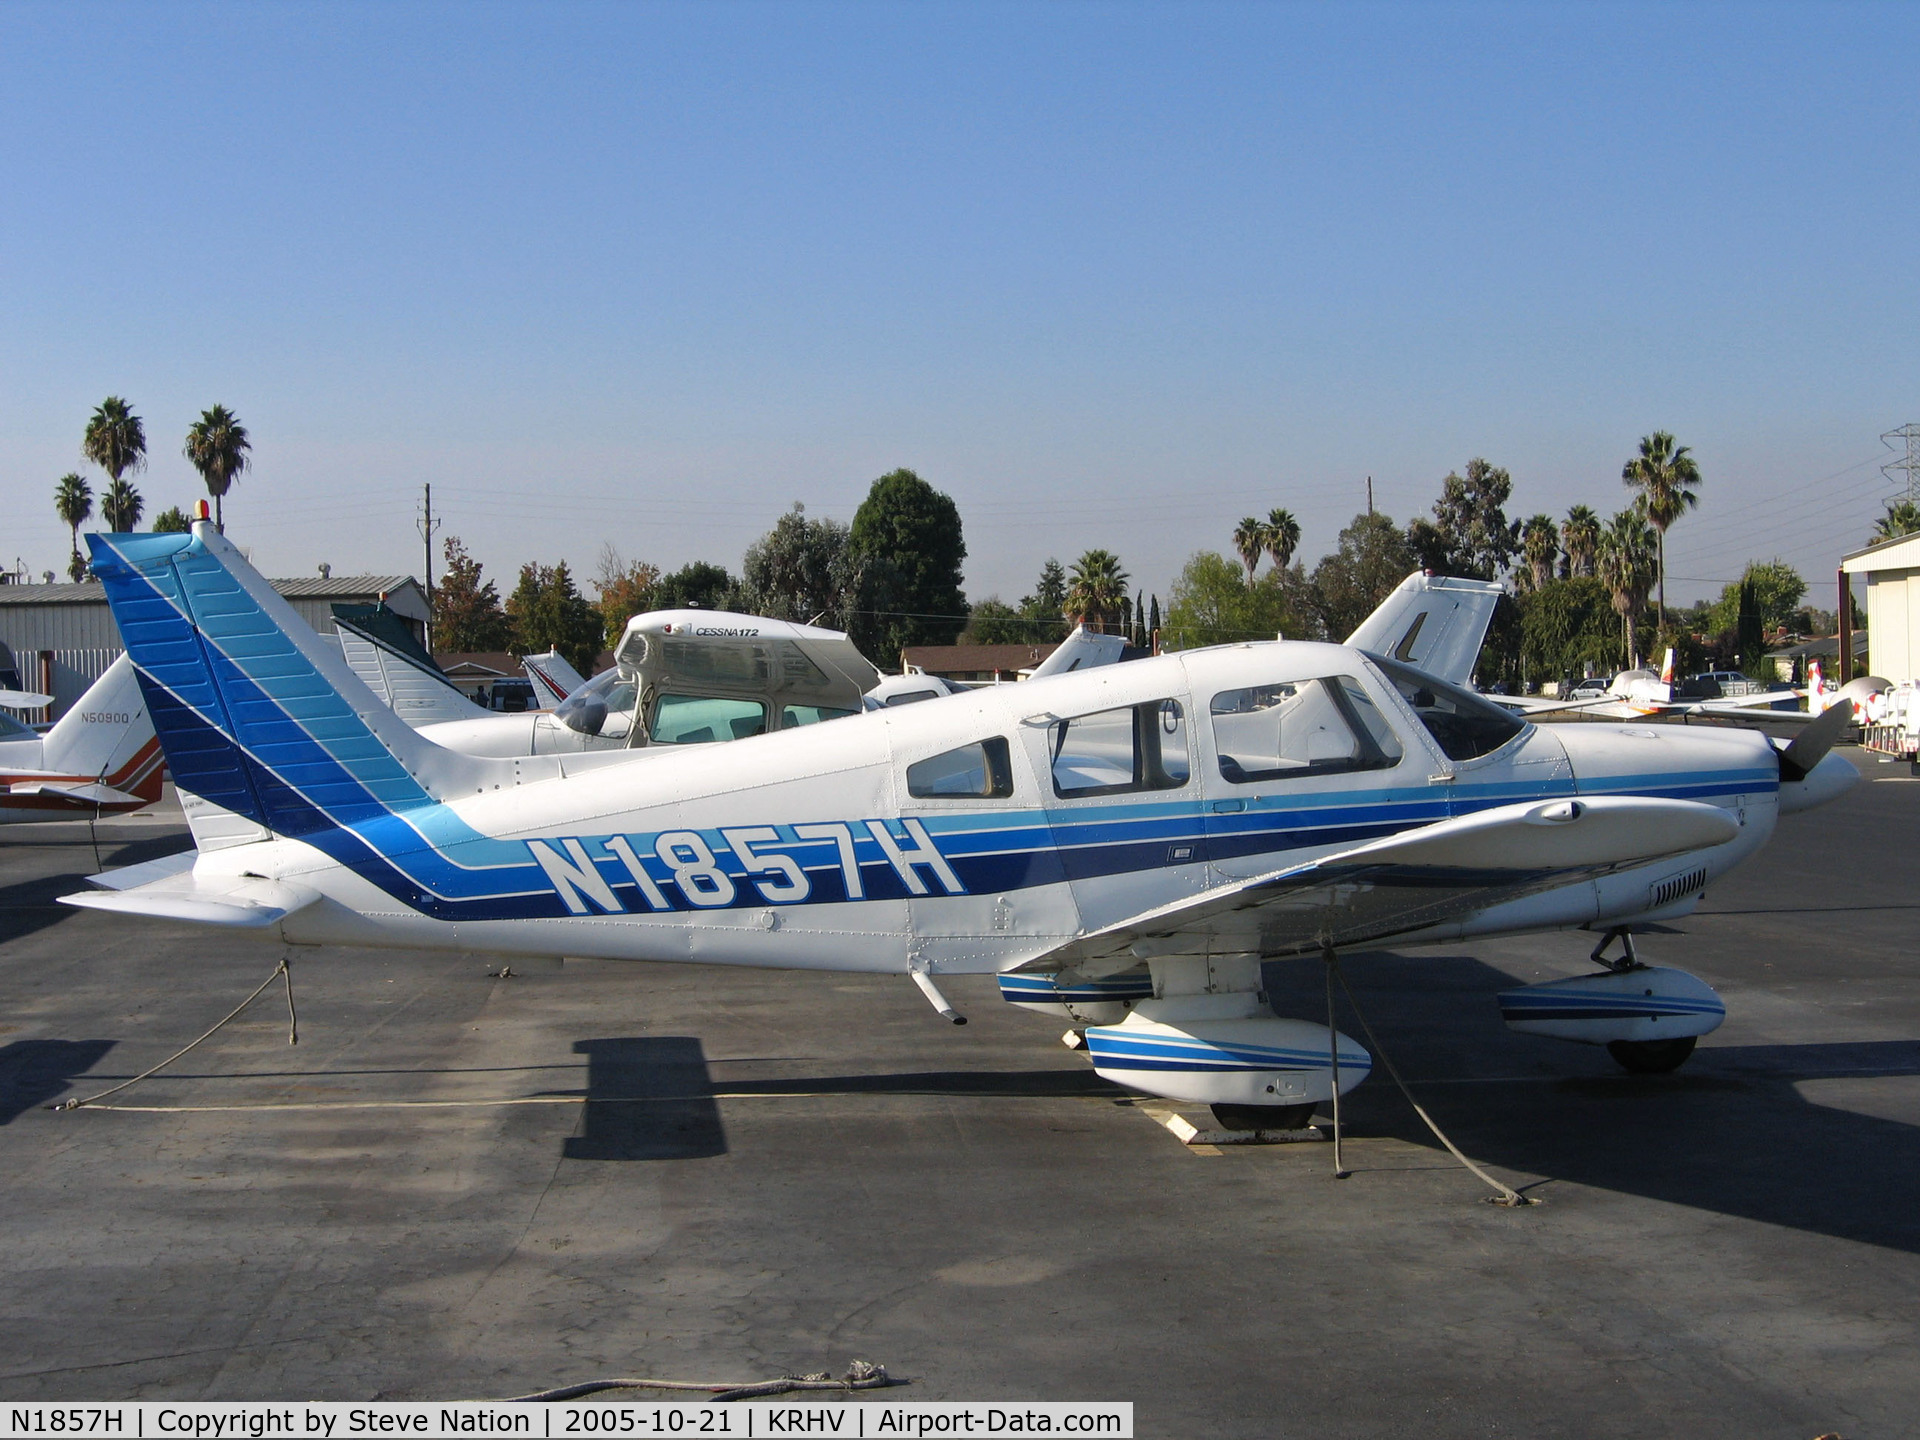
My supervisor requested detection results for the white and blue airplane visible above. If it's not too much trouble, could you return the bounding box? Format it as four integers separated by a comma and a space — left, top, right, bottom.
64, 515, 1857, 1128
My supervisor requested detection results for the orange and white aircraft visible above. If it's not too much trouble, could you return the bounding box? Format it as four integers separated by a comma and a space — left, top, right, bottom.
0, 655, 163, 822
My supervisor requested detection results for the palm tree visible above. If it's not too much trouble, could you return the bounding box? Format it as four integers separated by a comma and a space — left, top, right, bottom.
101, 477, 144, 533
1231, 517, 1265, 587
1872, 499, 1920, 545
183, 404, 251, 531
54, 473, 92, 581
1065, 549, 1130, 634
1263, 508, 1301, 574
1520, 514, 1558, 592
82, 396, 147, 497
1621, 431, 1701, 628
1596, 508, 1657, 668
1561, 504, 1600, 577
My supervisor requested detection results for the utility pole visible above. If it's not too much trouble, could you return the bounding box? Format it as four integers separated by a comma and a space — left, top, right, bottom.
1366, 476, 1374, 516
417, 481, 441, 651
1883, 424, 1920, 506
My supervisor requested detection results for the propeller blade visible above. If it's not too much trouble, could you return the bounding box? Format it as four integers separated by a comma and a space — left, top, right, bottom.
1777, 697, 1854, 782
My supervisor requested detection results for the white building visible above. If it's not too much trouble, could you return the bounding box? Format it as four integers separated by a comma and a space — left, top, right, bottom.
1840, 532, 1920, 686
0, 574, 430, 717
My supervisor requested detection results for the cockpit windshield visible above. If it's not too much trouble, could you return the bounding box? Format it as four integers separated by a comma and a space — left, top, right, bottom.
1364, 653, 1525, 762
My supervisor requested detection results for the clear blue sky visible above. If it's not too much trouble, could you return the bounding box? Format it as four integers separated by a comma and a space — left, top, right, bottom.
3, 1, 1915, 611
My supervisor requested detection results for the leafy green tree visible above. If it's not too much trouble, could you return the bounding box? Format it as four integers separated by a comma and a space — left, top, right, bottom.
1519, 515, 1559, 592
1163, 552, 1303, 650
1013, 559, 1070, 643
961, 598, 1028, 644
1621, 430, 1702, 629
1409, 458, 1519, 579
1231, 517, 1265, 586
101, 477, 144, 532
1517, 576, 1619, 687
1148, 593, 1161, 645
1064, 549, 1130, 633
1733, 577, 1767, 675
183, 404, 251, 532
82, 397, 146, 499
54, 473, 92, 581
1705, 560, 1807, 640
1596, 509, 1657, 668
1872, 499, 1920, 545
737, 503, 859, 629
432, 536, 511, 652
654, 561, 737, 611
1264, 509, 1301, 573
1311, 511, 1415, 639
1561, 504, 1600, 577
151, 506, 192, 534
847, 469, 968, 661
594, 543, 661, 650
507, 561, 604, 674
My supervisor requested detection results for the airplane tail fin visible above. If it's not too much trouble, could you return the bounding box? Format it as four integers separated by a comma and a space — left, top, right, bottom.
1345, 571, 1505, 687
1660, 648, 1675, 686
38, 655, 165, 803
86, 520, 508, 852
522, 649, 587, 708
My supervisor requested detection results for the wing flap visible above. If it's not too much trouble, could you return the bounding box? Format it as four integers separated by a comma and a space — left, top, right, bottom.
1014, 795, 1739, 972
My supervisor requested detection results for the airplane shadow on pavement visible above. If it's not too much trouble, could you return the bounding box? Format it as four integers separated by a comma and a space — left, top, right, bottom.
1287, 951, 1920, 1256
565, 1036, 728, 1162
0, 1039, 115, 1124
0, 833, 193, 946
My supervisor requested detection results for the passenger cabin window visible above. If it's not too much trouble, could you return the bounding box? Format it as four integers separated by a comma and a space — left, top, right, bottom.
1366, 654, 1525, 762
1210, 676, 1403, 783
554, 670, 638, 739
650, 693, 768, 744
1051, 701, 1190, 798
908, 737, 1015, 799
781, 703, 856, 728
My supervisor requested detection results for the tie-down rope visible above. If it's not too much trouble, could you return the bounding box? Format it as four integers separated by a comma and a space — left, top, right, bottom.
503, 1360, 893, 1403
49, 955, 298, 1111
1323, 945, 1533, 1207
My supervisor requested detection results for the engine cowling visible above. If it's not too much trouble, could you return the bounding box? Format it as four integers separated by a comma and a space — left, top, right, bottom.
1497, 965, 1725, 1044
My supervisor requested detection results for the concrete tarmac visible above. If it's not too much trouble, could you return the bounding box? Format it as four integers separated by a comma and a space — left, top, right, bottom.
0, 754, 1915, 1437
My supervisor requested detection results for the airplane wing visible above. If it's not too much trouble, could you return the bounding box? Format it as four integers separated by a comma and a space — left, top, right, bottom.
7, 780, 145, 807
1010, 794, 1738, 973
61, 869, 323, 928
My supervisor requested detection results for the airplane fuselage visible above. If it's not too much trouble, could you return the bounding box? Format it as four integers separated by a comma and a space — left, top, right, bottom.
187, 641, 1787, 974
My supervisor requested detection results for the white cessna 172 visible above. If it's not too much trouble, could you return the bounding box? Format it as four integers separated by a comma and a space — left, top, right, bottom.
65, 517, 1856, 1127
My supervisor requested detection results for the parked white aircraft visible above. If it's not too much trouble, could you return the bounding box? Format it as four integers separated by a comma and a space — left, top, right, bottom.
71, 521, 1858, 1125
1502, 649, 1850, 725
0, 655, 163, 821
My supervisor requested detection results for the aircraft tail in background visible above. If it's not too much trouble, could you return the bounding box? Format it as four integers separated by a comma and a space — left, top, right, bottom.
1345, 571, 1504, 687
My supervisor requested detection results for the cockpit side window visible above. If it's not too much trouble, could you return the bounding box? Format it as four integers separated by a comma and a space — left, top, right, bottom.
1365, 653, 1525, 762
1210, 676, 1403, 783
1051, 700, 1191, 798
908, 737, 1015, 799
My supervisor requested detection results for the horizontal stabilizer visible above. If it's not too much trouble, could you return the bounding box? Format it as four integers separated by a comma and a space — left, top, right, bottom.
85, 848, 197, 891
0, 689, 54, 709
7, 781, 142, 807
61, 870, 321, 928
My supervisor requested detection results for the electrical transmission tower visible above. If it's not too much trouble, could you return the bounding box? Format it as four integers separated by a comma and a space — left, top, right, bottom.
1884, 424, 1920, 505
